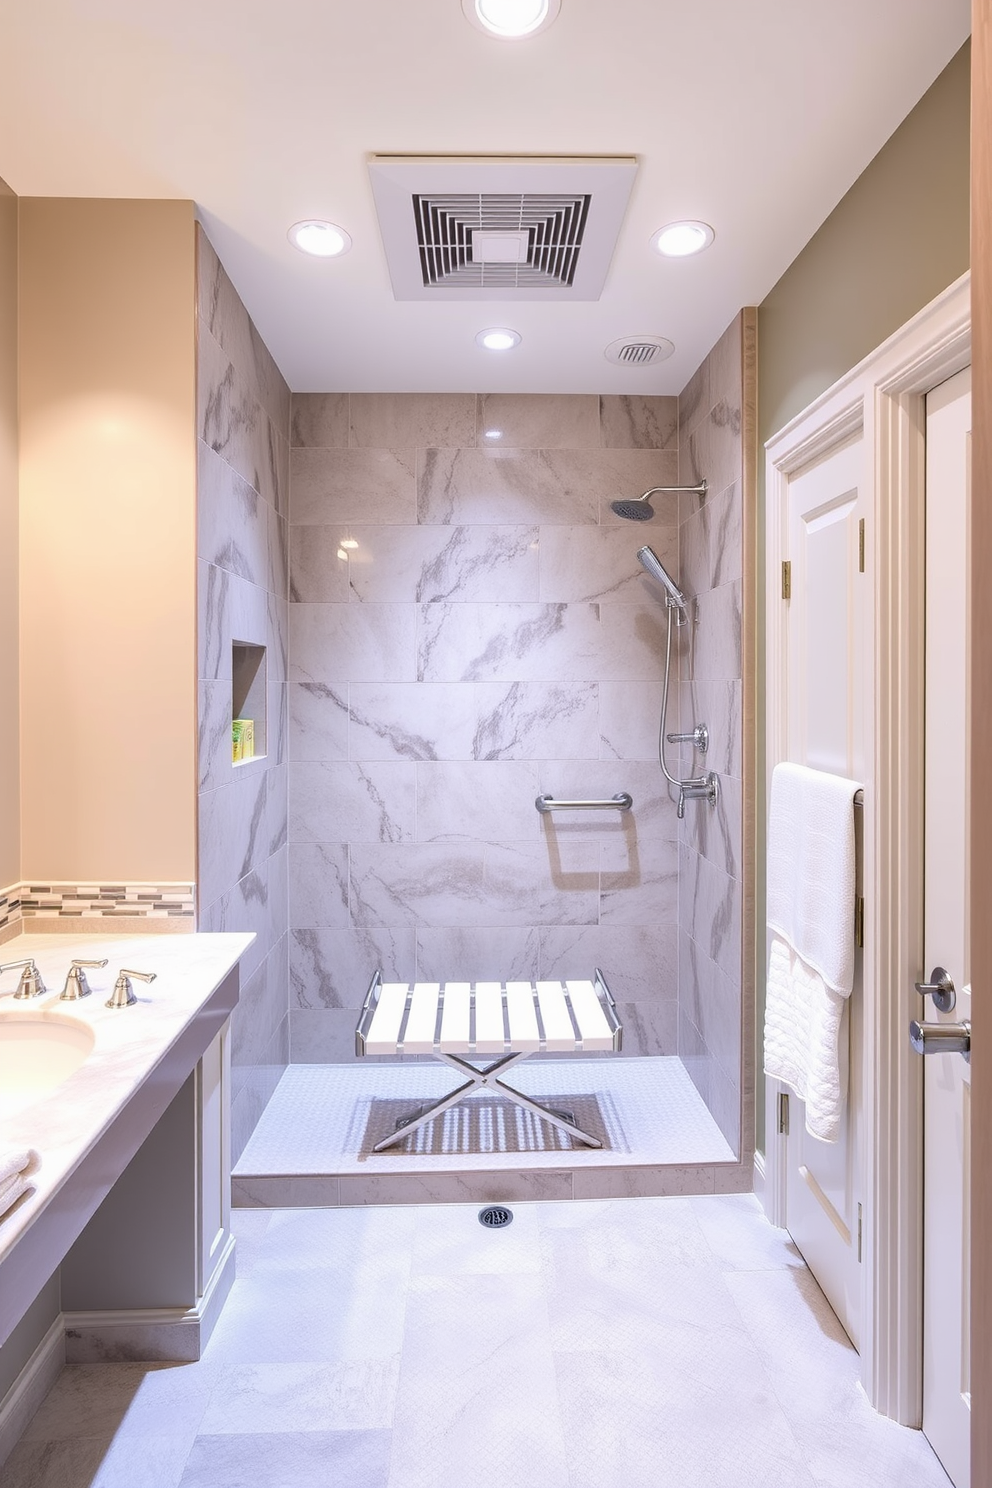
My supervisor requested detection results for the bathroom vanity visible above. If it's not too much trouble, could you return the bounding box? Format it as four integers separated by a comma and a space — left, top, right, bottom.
0, 932, 252, 1390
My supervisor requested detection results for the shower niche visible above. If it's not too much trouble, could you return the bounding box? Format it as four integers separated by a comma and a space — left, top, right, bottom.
231, 641, 266, 765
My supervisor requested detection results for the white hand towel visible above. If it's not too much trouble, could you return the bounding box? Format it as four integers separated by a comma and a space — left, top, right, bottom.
0, 1150, 38, 1219
764, 763, 861, 1142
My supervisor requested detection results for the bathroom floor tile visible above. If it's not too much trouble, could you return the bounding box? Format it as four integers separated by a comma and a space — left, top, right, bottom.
178, 1428, 392, 1488
9, 1195, 949, 1488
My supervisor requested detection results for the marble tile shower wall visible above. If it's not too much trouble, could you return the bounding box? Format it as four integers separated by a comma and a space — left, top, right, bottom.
676, 314, 750, 1152
195, 227, 291, 1163
287, 393, 686, 1062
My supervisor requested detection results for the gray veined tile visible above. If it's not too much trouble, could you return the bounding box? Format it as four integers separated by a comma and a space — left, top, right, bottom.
289, 681, 349, 762
477, 392, 600, 449
289, 526, 350, 602
197, 441, 269, 590
198, 1360, 399, 1434
598, 680, 667, 762
290, 392, 349, 448
1, 1435, 194, 1488
349, 683, 478, 762
197, 226, 290, 436
289, 926, 416, 1011
417, 602, 608, 684
415, 760, 539, 842
471, 680, 600, 761
414, 925, 540, 984
417, 446, 600, 526
599, 393, 679, 450
289, 447, 417, 526
341, 523, 540, 605
349, 391, 477, 448
291, 604, 417, 685
198, 327, 281, 512
289, 843, 349, 929
289, 761, 416, 844
679, 480, 743, 598
538, 523, 679, 604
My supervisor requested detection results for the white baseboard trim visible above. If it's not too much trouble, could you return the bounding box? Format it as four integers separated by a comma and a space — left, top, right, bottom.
64, 1231, 236, 1364
0, 1315, 66, 1470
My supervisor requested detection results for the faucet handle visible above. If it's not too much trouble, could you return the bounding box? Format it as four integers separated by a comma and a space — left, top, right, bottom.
106, 968, 157, 1009
0, 958, 48, 1000
60, 958, 109, 1001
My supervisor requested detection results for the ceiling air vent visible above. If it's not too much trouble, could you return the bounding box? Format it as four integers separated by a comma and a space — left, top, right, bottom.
605, 335, 675, 367
414, 194, 590, 291
369, 155, 637, 302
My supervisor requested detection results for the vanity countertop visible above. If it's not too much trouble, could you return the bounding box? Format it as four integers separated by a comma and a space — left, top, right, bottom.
0, 930, 253, 1326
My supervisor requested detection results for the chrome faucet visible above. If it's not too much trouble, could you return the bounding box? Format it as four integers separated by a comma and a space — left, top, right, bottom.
106, 968, 156, 1008
0, 958, 48, 1000
60, 958, 109, 1001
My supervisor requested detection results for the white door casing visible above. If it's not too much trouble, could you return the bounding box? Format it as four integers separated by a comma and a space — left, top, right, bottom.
763, 273, 970, 1424
921, 367, 972, 1487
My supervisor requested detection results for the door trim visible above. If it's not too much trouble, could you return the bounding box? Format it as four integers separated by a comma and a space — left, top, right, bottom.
763, 272, 971, 1424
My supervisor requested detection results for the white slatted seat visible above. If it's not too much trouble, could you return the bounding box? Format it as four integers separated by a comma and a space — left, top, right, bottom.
356, 970, 622, 1152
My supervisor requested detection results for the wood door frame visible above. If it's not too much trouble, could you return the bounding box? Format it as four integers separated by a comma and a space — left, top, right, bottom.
763, 273, 970, 1424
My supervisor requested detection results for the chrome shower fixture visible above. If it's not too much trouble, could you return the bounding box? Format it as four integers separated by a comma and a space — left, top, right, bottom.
637, 545, 687, 622
610, 480, 707, 522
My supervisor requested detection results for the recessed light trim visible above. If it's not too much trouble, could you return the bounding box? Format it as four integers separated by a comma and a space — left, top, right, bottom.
476, 328, 522, 351
651, 220, 715, 258
288, 220, 352, 257
461, 0, 561, 39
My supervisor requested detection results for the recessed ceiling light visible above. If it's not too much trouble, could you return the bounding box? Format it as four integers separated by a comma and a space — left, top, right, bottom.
476, 328, 522, 351
339, 539, 359, 550
651, 221, 715, 258
288, 220, 352, 257
462, 0, 561, 39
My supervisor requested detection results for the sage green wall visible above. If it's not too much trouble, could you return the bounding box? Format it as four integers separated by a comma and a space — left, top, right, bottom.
0, 177, 17, 887
755, 42, 971, 1154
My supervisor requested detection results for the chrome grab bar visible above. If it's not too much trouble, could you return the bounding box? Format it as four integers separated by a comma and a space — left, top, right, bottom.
535, 793, 633, 814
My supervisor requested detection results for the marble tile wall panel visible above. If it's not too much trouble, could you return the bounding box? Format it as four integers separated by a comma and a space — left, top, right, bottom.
196, 226, 291, 1152
477, 393, 600, 448
677, 314, 746, 1145
286, 388, 740, 1067
290, 448, 417, 526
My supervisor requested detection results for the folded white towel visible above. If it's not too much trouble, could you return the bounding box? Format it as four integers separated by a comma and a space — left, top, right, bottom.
0, 1150, 35, 1190
766, 762, 860, 994
0, 1150, 38, 1219
764, 763, 861, 1142
0, 1175, 31, 1218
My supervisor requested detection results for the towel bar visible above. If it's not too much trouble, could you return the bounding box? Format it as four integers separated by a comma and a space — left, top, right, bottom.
355, 969, 623, 1153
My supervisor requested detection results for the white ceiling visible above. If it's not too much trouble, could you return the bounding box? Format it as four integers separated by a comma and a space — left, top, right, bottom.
0, 1, 971, 393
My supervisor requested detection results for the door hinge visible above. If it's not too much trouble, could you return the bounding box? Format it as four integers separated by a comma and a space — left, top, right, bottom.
854, 896, 865, 948
781, 560, 792, 600
857, 1202, 863, 1262
858, 518, 866, 573
777, 1091, 790, 1135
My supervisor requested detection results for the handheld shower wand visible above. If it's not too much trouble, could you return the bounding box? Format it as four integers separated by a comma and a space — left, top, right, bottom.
637, 545, 688, 622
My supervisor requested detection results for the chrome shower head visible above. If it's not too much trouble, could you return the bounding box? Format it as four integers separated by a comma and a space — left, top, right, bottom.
637, 545, 687, 618
610, 480, 708, 522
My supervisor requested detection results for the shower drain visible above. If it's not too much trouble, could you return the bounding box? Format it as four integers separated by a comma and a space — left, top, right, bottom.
478, 1205, 514, 1229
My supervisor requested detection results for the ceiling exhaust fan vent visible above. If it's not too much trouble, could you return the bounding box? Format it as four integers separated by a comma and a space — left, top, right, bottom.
604, 335, 675, 367
369, 156, 637, 302
414, 194, 590, 290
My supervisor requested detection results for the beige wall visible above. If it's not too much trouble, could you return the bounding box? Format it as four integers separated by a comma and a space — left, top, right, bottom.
0, 178, 18, 886
18, 199, 197, 881
759, 41, 970, 445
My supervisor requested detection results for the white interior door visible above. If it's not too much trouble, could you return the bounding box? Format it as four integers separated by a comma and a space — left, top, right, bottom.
777, 433, 868, 1349
921, 366, 972, 1487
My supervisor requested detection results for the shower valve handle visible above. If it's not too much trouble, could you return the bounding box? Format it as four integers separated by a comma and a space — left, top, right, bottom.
677, 772, 720, 819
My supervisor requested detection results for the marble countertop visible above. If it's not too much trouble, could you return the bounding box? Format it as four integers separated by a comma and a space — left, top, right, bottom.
0, 931, 253, 1273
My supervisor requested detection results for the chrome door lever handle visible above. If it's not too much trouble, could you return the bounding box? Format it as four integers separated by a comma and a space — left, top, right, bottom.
909, 1018, 971, 1058
914, 965, 956, 1012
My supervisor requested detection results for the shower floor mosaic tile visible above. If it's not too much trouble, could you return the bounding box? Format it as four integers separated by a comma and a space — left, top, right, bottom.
3, 1195, 950, 1488
234, 1056, 735, 1180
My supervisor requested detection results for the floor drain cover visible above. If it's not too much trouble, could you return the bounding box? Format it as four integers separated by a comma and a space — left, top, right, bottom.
478, 1204, 513, 1229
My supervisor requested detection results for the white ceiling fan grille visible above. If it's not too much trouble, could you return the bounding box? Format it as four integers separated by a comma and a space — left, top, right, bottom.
618, 342, 663, 364
413, 193, 591, 289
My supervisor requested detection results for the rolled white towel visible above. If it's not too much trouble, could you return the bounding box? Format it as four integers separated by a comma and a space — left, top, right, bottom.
0, 1150, 39, 1217
0, 1174, 31, 1218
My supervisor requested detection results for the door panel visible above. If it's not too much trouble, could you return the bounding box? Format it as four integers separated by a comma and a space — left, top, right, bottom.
781, 435, 867, 1348
922, 366, 971, 1487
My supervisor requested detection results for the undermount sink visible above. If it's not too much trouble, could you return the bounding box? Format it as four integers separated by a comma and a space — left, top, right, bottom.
0, 1011, 95, 1120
